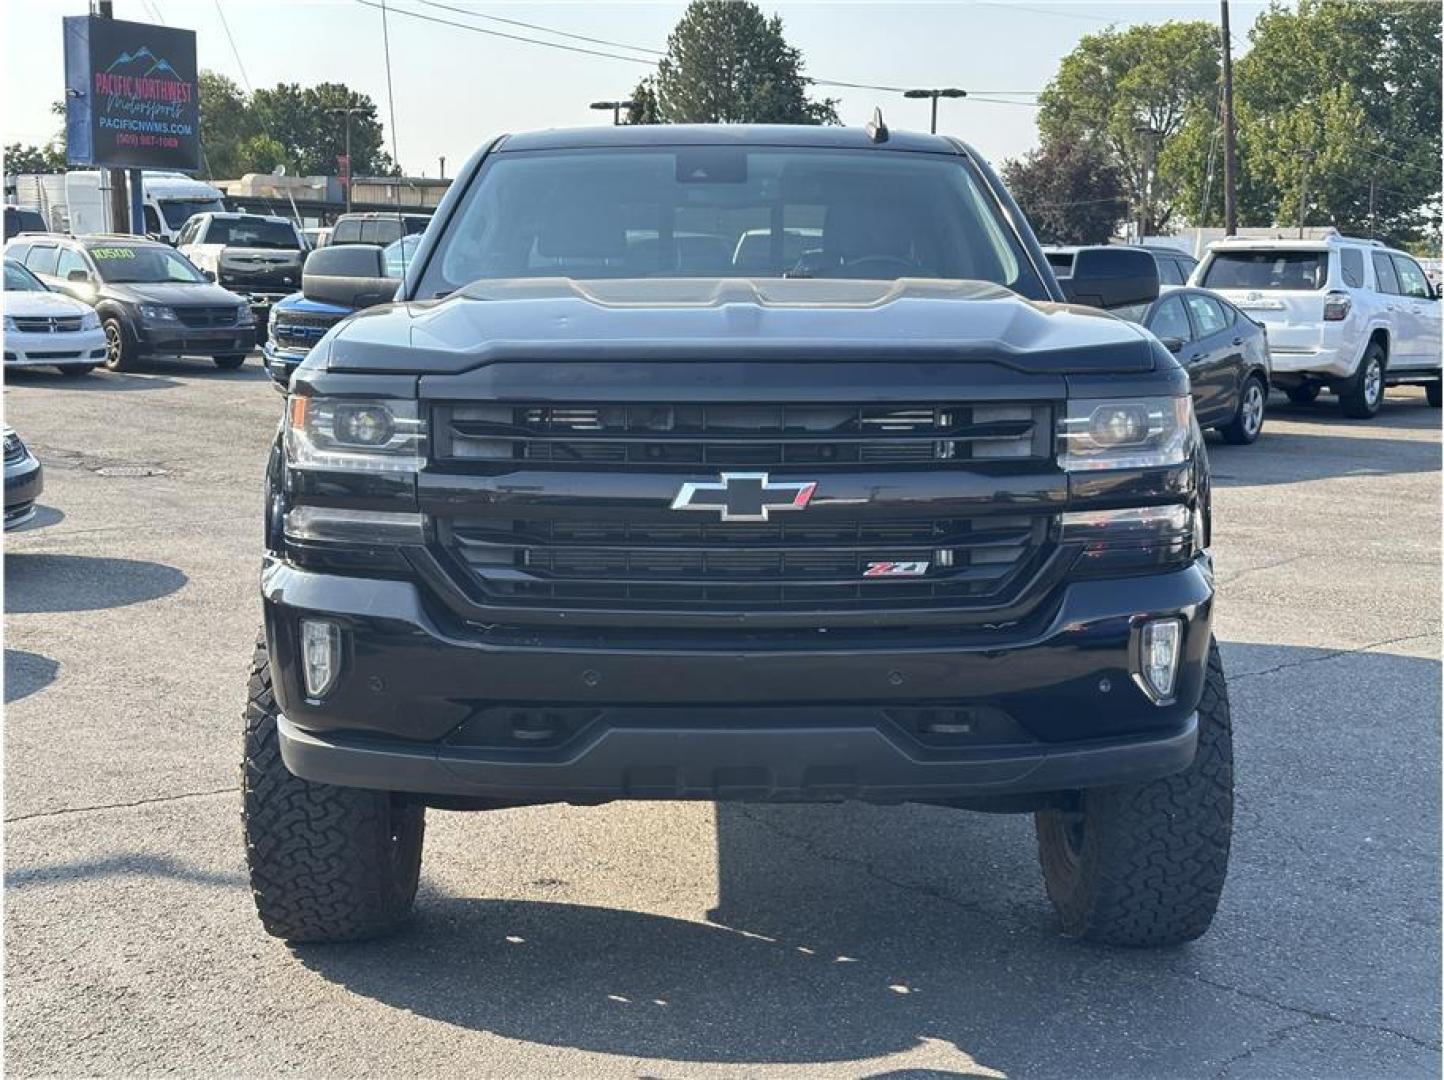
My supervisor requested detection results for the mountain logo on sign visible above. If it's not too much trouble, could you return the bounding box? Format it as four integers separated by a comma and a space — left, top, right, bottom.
105, 46, 182, 80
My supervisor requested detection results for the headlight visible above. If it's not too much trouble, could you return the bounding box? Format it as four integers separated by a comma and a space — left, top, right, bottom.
237, 304, 255, 325
139, 303, 177, 322
285, 396, 425, 472
80, 310, 101, 330
1057, 396, 1193, 471
2, 315, 16, 332
1060, 504, 1196, 574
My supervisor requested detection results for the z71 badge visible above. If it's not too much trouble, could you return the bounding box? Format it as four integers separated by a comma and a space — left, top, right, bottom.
863, 561, 931, 578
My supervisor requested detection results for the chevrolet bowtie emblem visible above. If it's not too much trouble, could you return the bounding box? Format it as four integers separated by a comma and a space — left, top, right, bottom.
670, 472, 817, 522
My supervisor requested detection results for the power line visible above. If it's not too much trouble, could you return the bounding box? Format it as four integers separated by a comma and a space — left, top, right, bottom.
380, 0, 401, 172
213, 0, 253, 95
412, 0, 663, 56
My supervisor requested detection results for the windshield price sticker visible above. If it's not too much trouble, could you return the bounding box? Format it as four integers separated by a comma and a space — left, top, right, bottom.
90, 247, 138, 260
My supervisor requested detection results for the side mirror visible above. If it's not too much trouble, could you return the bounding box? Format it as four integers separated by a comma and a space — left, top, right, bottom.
1059, 247, 1161, 311
302, 244, 398, 309
1159, 336, 1185, 354
67, 268, 90, 283
201, 269, 216, 283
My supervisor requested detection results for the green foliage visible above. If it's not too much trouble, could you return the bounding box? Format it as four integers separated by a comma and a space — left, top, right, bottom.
1038, 21, 1221, 234
198, 72, 261, 179
626, 78, 662, 125
1003, 140, 1127, 244
4, 143, 67, 174
1232, 0, 1442, 244
250, 82, 395, 177
655, 1, 838, 125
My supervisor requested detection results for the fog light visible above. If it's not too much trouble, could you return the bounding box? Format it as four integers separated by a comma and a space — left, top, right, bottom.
300, 619, 341, 699
1138, 618, 1182, 701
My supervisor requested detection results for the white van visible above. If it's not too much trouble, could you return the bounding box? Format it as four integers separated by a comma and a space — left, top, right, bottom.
63, 171, 226, 244
1193, 234, 1442, 416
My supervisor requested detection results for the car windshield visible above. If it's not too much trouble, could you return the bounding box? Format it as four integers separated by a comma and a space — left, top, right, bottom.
382, 234, 422, 278
158, 197, 225, 230
1201, 250, 1327, 291
418, 147, 1046, 299
207, 217, 299, 249
86, 244, 207, 284
3, 261, 48, 292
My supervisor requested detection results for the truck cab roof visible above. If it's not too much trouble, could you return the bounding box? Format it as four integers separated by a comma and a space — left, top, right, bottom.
495, 124, 962, 155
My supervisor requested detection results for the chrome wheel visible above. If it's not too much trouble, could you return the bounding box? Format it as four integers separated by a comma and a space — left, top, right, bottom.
1364, 358, 1383, 407
103, 322, 123, 368
1241, 381, 1265, 438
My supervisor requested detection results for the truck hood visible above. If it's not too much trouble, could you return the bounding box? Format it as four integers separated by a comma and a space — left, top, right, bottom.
323, 277, 1161, 375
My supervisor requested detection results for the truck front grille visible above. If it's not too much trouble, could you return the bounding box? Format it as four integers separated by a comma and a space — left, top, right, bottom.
11, 316, 83, 333
273, 312, 344, 350
174, 305, 238, 328
435, 402, 1050, 470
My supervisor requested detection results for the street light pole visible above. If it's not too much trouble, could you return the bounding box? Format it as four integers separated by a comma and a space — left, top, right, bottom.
901, 88, 967, 134
327, 104, 365, 214
1220, 0, 1239, 235
590, 99, 633, 125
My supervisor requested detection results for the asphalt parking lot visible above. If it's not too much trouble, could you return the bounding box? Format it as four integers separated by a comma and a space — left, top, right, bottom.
3, 355, 1440, 1078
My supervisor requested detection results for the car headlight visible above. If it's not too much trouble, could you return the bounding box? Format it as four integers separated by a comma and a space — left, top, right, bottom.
80, 310, 101, 331
2, 315, 16, 332
139, 303, 177, 322
237, 304, 255, 325
1057, 396, 1193, 471
285, 396, 425, 472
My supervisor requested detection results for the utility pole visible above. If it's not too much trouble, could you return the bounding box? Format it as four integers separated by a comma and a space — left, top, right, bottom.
1297, 149, 1315, 238
1134, 125, 1159, 243
1220, 0, 1238, 235
902, 88, 967, 134
328, 103, 365, 214
94, 0, 132, 234
1368, 173, 1377, 237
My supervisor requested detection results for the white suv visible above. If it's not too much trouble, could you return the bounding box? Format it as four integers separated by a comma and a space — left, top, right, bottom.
1193, 234, 1442, 417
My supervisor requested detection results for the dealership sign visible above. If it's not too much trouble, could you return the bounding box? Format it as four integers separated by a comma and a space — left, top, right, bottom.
63, 15, 200, 171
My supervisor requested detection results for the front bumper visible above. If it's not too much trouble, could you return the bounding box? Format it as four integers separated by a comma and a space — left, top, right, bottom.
4, 327, 108, 367
5, 454, 43, 530
263, 556, 1215, 802
261, 340, 305, 386
136, 323, 255, 357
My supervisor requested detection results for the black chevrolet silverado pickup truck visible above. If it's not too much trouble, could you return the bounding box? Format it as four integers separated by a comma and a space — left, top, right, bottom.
244, 123, 1232, 949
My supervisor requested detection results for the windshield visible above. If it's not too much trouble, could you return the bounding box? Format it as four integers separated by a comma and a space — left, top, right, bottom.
158, 197, 225, 231
86, 244, 207, 284
3, 261, 48, 292
417, 147, 1045, 299
208, 217, 299, 249
1201, 250, 1327, 291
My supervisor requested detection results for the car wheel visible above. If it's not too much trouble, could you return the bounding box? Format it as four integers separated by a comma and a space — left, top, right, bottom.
1035, 638, 1233, 947
102, 316, 136, 372
1340, 344, 1386, 419
1218, 375, 1267, 445
1426, 382, 1441, 408
242, 632, 425, 943
57, 364, 96, 378
1285, 383, 1320, 405
213, 354, 247, 370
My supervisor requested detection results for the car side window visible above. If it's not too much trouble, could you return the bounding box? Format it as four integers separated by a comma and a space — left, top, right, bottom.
55, 247, 90, 280
1339, 248, 1365, 288
1371, 251, 1401, 295
332, 220, 361, 244
1176, 255, 1199, 282
1392, 255, 1431, 299
24, 245, 59, 276
1149, 295, 1192, 341
6, 242, 32, 264
177, 218, 201, 246
1185, 293, 1229, 338
1156, 257, 1184, 286
143, 205, 162, 235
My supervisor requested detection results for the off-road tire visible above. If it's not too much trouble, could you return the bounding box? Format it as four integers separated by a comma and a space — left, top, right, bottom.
1285, 383, 1320, 405
214, 353, 248, 370
102, 316, 136, 372
1035, 639, 1233, 947
242, 634, 425, 943
1340, 343, 1386, 419
1218, 375, 1266, 445
58, 364, 96, 377
1426, 381, 1441, 408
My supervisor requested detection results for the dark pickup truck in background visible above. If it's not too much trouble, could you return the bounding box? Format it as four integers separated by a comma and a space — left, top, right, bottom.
243, 123, 1233, 952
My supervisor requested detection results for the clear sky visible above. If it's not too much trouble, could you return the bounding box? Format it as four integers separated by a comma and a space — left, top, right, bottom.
2, 0, 1274, 177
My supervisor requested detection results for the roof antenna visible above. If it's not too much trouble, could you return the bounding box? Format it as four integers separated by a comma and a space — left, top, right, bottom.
866, 107, 889, 144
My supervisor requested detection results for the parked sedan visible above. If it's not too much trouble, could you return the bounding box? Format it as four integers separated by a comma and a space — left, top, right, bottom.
4, 426, 43, 531
5, 234, 255, 372
3, 259, 107, 376
1117, 287, 1272, 445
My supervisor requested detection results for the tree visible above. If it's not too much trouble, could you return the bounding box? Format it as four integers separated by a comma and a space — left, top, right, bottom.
1038, 21, 1220, 236
198, 72, 263, 179
1231, 0, 1442, 244
625, 78, 661, 125
250, 82, 395, 177
1003, 140, 1127, 244
654, 1, 838, 125
4, 143, 66, 174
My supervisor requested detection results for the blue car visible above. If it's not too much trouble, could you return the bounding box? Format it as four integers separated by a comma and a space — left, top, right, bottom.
262, 235, 419, 385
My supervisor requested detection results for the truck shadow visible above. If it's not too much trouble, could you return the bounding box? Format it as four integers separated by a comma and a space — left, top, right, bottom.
3, 368, 181, 392
4, 553, 186, 614
3, 648, 58, 703
293, 642, 1440, 1075
1207, 408, 1440, 487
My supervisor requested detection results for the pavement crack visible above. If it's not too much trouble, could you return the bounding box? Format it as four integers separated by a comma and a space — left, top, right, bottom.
1217, 554, 1311, 587
1229, 632, 1439, 681
1211, 1019, 1317, 1079
1189, 971, 1441, 1053
5, 786, 234, 824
